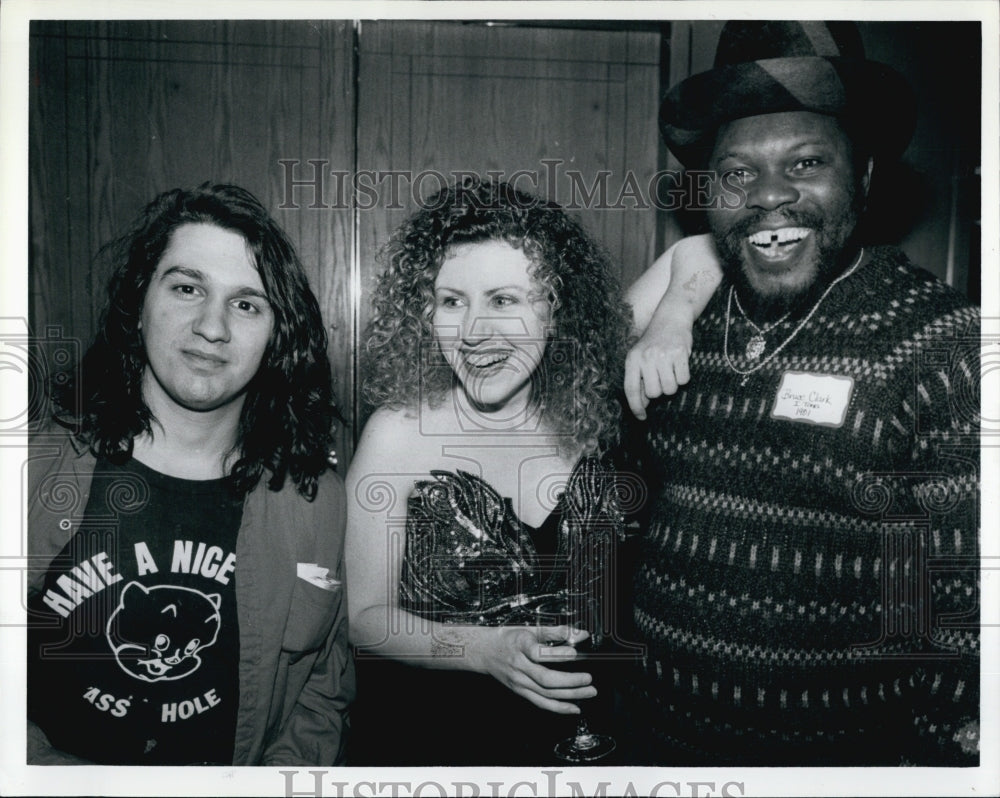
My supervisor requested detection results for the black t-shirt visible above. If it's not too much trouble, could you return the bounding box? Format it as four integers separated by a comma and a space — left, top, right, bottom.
28, 456, 242, 765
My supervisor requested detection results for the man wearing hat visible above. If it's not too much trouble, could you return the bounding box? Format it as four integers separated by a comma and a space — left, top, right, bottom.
622, 21, 980, 765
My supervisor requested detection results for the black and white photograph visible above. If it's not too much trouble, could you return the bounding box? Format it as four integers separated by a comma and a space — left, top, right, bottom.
1, 1, 996, 796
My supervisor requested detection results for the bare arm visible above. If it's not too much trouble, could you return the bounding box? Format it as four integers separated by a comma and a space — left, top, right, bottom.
624, 233, 722, 419
344, 409, 595, 714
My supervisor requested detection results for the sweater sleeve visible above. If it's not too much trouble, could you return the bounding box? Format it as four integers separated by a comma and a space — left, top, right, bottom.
900, 306, 980, 765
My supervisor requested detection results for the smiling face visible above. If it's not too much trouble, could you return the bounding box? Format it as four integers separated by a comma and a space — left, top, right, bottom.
139, 222, 274, 416
707, 111, 870, 311
432, 240, 552, 414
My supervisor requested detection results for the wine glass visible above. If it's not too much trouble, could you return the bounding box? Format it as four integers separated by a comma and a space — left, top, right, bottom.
535, 594, 616, 762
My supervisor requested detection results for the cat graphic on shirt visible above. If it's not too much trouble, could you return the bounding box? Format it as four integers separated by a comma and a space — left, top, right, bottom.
106, 582, 221, 682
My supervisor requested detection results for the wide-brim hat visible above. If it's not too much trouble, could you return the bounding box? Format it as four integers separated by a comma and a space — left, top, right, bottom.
660, 21, 917, 167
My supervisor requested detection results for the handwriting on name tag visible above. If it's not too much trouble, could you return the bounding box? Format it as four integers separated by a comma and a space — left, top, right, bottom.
771, 371, 854, 427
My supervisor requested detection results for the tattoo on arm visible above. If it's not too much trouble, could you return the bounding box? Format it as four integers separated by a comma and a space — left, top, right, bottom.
431, 638, 464, 658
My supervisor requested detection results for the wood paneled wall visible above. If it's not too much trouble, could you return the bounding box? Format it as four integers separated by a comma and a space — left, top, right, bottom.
30, 20, 356, 462
30, 20, 976, 470
355, 21, 661, 434
29, 20, 661, 470
356, 22, 661, 289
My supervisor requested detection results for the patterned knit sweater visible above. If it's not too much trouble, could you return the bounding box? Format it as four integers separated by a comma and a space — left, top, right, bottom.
626, 246, 980, 765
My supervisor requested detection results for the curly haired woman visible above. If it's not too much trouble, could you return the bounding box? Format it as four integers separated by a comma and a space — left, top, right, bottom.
345, 178, 717, 764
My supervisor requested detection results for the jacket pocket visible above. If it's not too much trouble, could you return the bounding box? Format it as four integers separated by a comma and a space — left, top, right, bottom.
282, 578, 343, 653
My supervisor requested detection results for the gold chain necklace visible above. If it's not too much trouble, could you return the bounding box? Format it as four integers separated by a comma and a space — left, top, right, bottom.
723, 248, 865, 386
732, 292, 791, 361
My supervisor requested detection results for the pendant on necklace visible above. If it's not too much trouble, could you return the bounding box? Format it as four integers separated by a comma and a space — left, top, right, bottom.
745, 335, 766, 361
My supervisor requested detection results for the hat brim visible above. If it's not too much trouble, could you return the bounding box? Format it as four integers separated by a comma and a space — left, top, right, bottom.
660, 56, 916, 167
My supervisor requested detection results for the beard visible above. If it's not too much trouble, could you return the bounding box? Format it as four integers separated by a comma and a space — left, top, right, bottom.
711, 194, 865, 321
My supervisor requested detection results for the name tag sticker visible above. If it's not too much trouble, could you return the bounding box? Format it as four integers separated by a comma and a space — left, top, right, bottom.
771, 371, 854, 427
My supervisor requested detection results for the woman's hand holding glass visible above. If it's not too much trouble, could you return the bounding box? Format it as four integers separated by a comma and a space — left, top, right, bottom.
475, 624, 597, 714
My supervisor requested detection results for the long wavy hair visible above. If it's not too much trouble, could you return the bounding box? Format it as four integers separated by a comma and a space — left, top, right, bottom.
363, 178, 633, 454
55, 183, 336, 499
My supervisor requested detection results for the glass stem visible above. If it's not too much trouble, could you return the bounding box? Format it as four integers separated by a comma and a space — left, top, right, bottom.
574, 717, 597, 748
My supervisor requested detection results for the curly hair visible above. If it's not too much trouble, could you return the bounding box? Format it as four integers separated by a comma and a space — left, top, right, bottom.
54, 183, 336, 499
363, 178, 633, 454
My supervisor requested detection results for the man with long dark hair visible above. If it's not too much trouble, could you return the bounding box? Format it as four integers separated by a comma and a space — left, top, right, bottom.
27, 183, 353, 765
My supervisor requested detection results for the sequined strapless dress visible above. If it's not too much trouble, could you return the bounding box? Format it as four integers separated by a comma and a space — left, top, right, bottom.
351, 457, 625, 765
